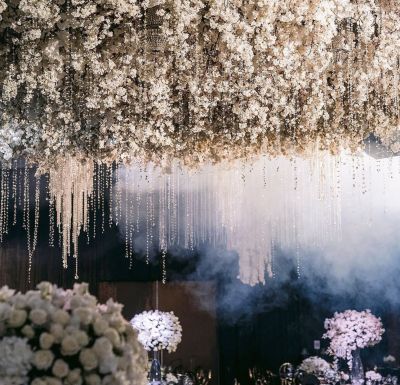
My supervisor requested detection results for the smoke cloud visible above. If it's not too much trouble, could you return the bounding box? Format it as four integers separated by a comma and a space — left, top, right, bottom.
118, 154, 400, 319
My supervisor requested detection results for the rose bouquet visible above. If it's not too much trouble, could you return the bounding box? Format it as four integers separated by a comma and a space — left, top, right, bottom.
0, 282, 147, 385
323, 310, 384, 368
130, 310, 182, 353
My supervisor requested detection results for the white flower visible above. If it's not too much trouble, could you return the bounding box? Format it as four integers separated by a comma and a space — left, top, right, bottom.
299, 357, 337, 381
73, 307, 93, 325
74, 330, 89, 347
383, 355, 396, 363
79, 348, 98, 371
29, 309, 48, 326
0, 286, 15, 302
49, 323, 64, 343
0, 302, 12, 321
8, 309, 27, 328
104, 328, 121, 348
61, 335, 80, 356
32, 379, 47, 385
52, 359, 69, 378
92, 337, 113, 358
93, 318, 108, 335
40, 332, 55, 350
85, 374, 102, 385
44, 377, 62, 385
0, 282, 147, 385
166, 373, 179, 384
365, 371, 382, 382
51, 309, 70, 325
0, 337, 32, 385
65, 368, 82, 385
21, 325, 35, 339
37, 282, 54, 300
33, 350, 54, 370
130, 310, 182, 352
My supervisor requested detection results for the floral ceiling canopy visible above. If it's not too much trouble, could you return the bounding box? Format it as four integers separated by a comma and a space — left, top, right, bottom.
0, 0, 400, 168
0, 0, 400, 285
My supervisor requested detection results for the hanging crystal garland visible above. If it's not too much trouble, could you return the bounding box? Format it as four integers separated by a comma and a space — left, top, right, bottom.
114, 153, 344, 285
0, 151, 399, 285
48, 157, 94, 272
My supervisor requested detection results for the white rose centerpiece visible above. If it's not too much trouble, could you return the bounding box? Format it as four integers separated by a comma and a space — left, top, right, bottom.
130, 310, 182, 353
0, 282, 147, 385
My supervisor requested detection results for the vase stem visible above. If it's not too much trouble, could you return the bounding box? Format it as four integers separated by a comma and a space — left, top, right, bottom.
149, 350, 162, 384
351, 349, 364, 385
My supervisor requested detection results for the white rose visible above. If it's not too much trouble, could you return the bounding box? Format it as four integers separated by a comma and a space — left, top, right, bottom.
0, 302, 11, 321
40, 332, 55, 349
61, 335, 80, 356
0, 286, 14, 301
45, 377, 62, 385
31, 378, 47, 385
13, 294, 28, 309
51, 309, 70, 325
85, 374, 101, 385
21, 324, 35, 339
99, 354, 118, 375
93, 318, 108, 335
109, 316, 125, 332
101, 375, 114, 385
104, 328, 121, 348
8, 309, 27, 327
66, 368, 82, 385
33, 350, 54, 370
73, 307, 93, 325
52, 359, 69, 378
92, 337, 113, 358
50, 323, 64, 343
74, 330, 89, 347
79, 348, 98, 371
37, 282, 53, 299
29, 309, 47, 325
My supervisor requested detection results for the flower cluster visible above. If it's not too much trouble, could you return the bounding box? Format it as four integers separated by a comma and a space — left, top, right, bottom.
323, 310, 385, 368
0, 282, 147, 385
298, 356, 337, 381
130, 310, 182, 353
1, 1, 400, 169
365, 371, 382, 382
383, 355, 396, 363
0, 336, 33, 385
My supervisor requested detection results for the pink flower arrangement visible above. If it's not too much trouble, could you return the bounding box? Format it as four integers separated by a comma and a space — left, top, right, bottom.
323, 310, 384, 368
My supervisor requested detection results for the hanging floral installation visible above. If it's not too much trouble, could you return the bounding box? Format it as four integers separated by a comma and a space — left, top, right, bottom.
0, 0, 400, 284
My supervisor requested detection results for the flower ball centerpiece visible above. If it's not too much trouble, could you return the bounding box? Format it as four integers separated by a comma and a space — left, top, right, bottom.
130, 310, 182, 354
130, 310, 182, 383
0, 282, 147, 385
323, 309, 384, 385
